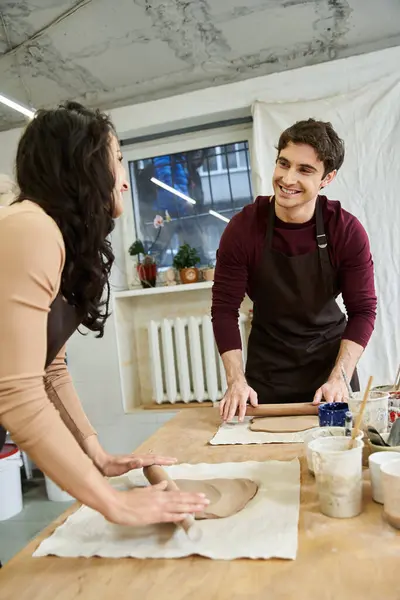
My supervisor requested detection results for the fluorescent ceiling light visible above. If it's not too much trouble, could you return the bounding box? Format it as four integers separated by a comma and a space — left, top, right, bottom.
150, 177, 196, 205
0, 93, 36, 119
209, 209, 230, 223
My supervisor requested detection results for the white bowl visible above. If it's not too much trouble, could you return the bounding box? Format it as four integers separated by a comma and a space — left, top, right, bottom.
368, 452, 400, 504
304, 426, 363, 475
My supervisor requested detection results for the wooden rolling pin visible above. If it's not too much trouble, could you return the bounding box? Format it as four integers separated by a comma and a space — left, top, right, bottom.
242, 402, 319, 418
143, 465, 199, 537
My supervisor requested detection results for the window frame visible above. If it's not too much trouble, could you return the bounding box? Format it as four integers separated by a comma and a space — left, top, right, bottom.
119, 123, 254, 288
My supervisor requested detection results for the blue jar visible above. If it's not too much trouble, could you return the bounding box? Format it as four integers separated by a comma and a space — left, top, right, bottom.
318, 402, 349, 427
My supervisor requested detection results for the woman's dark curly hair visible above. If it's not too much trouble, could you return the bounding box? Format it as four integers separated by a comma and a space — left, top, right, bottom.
15, 101, 117, 337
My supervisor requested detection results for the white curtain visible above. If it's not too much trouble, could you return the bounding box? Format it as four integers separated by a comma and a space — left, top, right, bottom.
251, 73, 400, 388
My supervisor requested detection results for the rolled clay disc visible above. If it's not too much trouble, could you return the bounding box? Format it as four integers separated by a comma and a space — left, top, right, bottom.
249, 415, 319, 433
174, 478, 258, 519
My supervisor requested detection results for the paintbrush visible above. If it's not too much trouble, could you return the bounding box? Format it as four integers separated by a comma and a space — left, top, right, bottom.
340, 364, 354, 399
393, 363, 400, 392
349, 375, 373, 449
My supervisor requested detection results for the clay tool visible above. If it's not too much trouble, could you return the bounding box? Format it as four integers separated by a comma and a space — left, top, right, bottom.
244, 402, 319, 418
387, 418, 400, 446
349, 375, 373, 449
143, 465, 201, 541
340, 365, 354, 399
367, 426, 390, 447
344, 410, 353, 436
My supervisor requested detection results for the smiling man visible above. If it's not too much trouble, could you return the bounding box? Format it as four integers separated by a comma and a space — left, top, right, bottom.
212, 119, 377, 421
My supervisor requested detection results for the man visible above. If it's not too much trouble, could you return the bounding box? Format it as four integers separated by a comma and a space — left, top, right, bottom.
212, 119, 377, 422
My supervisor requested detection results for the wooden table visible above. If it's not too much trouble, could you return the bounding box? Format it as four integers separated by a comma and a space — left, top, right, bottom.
0, 408, 399, 600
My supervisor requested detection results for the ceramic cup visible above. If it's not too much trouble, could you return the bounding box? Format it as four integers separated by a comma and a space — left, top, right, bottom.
309, 436, 364, 518
368, 452, 400, 504
318, 402, 349, 427
381, 459, 400, 529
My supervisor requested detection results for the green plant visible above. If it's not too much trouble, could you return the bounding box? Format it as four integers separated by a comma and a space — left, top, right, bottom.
173, 243, 201, 270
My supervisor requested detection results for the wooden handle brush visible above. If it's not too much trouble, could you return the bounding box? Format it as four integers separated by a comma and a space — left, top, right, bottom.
349, 375, 373, 449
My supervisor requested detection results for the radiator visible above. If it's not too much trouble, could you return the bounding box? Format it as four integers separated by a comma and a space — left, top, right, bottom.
148, 314, 248, 404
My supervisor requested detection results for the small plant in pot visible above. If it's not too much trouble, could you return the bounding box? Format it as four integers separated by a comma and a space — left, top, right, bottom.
173, 242, 201, 284
202, 261, 215, 282
129, 239, 157, 288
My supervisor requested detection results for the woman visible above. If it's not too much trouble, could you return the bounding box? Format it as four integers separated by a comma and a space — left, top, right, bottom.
0, 102, 208, 526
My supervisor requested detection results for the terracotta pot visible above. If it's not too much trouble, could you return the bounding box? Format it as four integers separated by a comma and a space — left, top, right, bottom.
179, 267, 199, 284
203, 268, 215, 282
137, 263, 157, 288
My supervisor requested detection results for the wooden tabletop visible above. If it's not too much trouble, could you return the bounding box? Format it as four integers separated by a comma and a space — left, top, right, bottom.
0, 408, 399, 600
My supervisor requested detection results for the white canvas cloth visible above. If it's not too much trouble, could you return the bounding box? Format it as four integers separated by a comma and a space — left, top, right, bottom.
33, 460, 300, 561
210, 417, 318, 445
251, 72, 400, 390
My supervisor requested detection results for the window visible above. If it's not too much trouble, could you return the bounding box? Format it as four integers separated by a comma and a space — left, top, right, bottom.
124, 131, 253, 270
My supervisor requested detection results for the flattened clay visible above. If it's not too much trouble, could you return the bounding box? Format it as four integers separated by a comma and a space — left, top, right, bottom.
250, 415, 319, 433
174, 478, 258, 519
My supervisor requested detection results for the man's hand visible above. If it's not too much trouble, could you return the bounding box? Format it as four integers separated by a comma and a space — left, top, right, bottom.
220, 377, 258, 422
313, 374, 348, 405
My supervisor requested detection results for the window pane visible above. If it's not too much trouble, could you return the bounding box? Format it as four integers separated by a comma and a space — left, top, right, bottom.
128, 140, 253, 269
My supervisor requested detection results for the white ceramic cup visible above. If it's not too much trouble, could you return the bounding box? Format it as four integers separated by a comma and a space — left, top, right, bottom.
309, 436, 364, 518
368, 452, 400, 503
381, 459, 400, 529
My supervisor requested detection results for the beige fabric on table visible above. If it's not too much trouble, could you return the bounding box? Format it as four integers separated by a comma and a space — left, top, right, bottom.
34, 460, 301, 561
250, 415, 319, 433
0, 201, 98, 493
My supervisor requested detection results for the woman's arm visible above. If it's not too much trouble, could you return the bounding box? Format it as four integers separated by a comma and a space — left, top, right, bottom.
0, 206, 208, 524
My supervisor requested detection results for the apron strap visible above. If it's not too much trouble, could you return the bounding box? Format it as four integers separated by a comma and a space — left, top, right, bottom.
315, 197, 333, 295
266, 197, 275, 248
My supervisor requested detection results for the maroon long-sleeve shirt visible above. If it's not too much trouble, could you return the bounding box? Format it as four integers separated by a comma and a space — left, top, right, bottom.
212, 195, 377, 355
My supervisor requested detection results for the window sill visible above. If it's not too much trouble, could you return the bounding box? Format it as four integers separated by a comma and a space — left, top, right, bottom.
113, 281, 213, 299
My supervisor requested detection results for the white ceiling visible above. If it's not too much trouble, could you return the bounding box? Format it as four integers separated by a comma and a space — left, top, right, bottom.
1, 0, 400, 131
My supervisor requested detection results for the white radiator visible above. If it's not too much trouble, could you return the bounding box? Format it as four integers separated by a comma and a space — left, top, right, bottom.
148, 314, 248, 404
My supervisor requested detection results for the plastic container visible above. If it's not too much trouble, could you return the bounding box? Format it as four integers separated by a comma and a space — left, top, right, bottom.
304, 427, 363, 475
348, 391, 389, 434
0, 443, 23, 521
368, 451, 400, 504
45, 475, 73, 502
381, 459, 400, 529
309, 436, 364, 518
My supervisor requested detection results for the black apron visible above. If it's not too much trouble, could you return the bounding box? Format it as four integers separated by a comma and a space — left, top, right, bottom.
245, 197, 359, 404
0, 294, 81, 451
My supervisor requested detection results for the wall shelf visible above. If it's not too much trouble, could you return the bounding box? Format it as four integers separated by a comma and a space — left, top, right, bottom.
113, 281, 213, 299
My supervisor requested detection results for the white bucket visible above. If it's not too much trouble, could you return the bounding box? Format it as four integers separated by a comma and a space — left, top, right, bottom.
304, 427, 363, 475
368, 451, 400, 504
44, 475, 73, 502
348, 391, 389, 434
309, 436, 364, 518
0, 444, 23, 521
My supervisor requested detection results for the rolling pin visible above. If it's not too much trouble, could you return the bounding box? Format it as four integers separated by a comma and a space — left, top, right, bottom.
242, 402, 319, 418
143, 465, 199, 538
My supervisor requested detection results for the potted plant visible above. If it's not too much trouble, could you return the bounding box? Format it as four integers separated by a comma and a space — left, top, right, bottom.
129, 239, 157, 288
202, 262, 215, 282
128, 214, 166, 288
173, 242, 201, 284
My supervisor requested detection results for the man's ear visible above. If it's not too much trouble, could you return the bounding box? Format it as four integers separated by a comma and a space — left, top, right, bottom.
320, 170, 337, 189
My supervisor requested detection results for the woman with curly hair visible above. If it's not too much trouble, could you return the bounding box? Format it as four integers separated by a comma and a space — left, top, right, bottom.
0, 102, 208, 527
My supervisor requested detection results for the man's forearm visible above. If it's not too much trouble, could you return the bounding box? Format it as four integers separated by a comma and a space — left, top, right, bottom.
221, 349, 245, 384
329, 339, 364, 382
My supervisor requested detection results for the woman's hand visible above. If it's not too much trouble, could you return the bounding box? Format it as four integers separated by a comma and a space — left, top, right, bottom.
97, 453, 178, 478
82, 434, 178, 477
106, 481, 210, 526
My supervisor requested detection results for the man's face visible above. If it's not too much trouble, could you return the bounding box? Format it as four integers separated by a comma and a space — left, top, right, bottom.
272, 142, 335, 212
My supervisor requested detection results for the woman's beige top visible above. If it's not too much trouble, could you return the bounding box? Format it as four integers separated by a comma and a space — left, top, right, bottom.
0, 201, 99, 492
